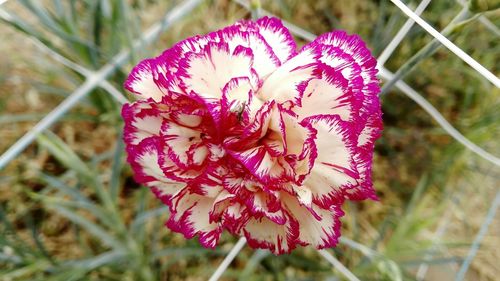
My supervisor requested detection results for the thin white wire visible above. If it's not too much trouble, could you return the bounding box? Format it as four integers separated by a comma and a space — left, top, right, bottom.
379, 67, 500, 166
390, 0, 500, 88
455, 191, 500, 281
0, 0, 203, 170
456, 0, 500, 37
318, 250, 361, 281
100, 82, 129, 105
478, 17, 500, 37
477, 16, 500, 37
416, 164, 497, 280
339, 237, 378, 258
377, 0, 432, 66
415, 207, 454, 280
0, 6, 128, 105
27, 35, 129, 105
208, 237, 247, 281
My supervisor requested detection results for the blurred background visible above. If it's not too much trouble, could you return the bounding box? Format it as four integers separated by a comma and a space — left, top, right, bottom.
0, 0, 498, 280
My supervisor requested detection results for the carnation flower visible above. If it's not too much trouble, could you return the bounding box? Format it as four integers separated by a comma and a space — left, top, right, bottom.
123, 17, 382, 254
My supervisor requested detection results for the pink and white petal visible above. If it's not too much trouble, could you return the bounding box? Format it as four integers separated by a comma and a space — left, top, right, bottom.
150, 181, 186, 206
215, 26, 281, 78
326, 49, 362, 81
246, 189, 287, 225
222, 202, 250, 234
344, 149, 378, 201
317, 45, 379, 123
236, 17, 297, 63
254, 17, 297, 63
207, 143, 227, 162
127, 138, 167, 184
158, 144, 203, 182
210, 189, 236, 223
189, 166, 227, 198
357, 109, 383, 149
167, 190, 223, 249
281, 183, 322, 221
244, 100, 274, 139
258, 48, 319, 104
283, 119, 318, 183
151, 64, 185, 95
222, 173, 287, 224
262, 131, 286, 157
171, 35, 210, 57
304, 31, 380, 112
193, 145, 210, 166
222, 77, 253, 106
282, 192, 343, 249
224, 101, 274, 152
264, 106, 320, 182
177, 42, 257, 102
221, 173, 258, 194
127, 137, 189, 205
221, 77, 263, 120
228, 146, 293, 184
345, 111, 382, 201
164, 130, 198, 166
307, 31, 377, 81
155, 35, 211, 75
295, 66, 362, 123
264, 105, 288, 156
166, 94, 217, 131
302, 115, 359, 207
124, 59, 166, 101
243, 214, 299, 255
314, 45, 364, 93
122, 102, 163, 148
278, 106, 317, 158
171, 113, 203, 128
161, 120, 209, 169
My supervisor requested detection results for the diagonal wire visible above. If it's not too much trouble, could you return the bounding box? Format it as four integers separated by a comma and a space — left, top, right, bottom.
455, 0, 500, 37
0, 0, 203, 170
475, 16, 500, 37
415, 205, 455, 280
455, 191, 500, 281
379, 6, 470, 95
208, 237, 247, 281
377, 0, 431, 67
379, 67, 500, 166
416, 164, 498, 280
318, 250, 361, 281
339, 237, 379, 258
389, 0, 500, 88
22, 33, 129, 105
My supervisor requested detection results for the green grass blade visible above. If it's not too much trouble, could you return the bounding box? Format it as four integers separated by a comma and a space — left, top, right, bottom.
48, 205, 123, 250
29, 192, 117, 230
109, 136, 125, 202
36, 132, 115, 211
